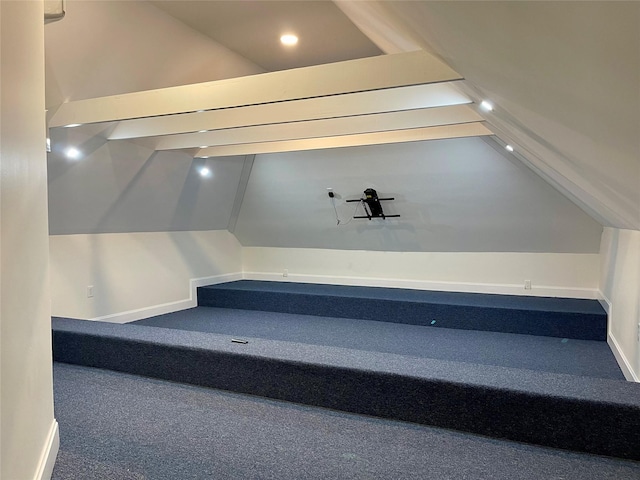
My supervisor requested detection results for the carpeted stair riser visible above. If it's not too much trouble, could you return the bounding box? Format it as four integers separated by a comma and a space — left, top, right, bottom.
197, 286, 606, 341
52, 328, 639, 461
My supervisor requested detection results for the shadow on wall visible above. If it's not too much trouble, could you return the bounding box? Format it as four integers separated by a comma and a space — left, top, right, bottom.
94, 151, 158, 232
169, 158, 205, 230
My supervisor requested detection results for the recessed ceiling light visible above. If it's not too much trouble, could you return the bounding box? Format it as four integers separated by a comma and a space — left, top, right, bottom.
280, 34, 298, 46
199, 167, 212, 178
196, 110, 205, 113
505, 145, 514, 152
480, 101, 494, 111
65, 147, 81, 159
64, 123, 82, 128
199, 145, 208, 149
198, 130, 208, 133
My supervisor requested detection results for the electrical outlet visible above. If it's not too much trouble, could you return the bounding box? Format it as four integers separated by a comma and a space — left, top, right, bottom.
283, 269, 288, 278
87, 285, 94, 298
524, 280, 532, 290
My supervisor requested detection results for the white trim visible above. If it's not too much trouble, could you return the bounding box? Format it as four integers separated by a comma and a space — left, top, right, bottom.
596, 290, 611, 315
89, 272, 243, 323
599, 290, 639, 382
34, 420, 59, 480
608, 332, 639, 382
241, 271, 598, 299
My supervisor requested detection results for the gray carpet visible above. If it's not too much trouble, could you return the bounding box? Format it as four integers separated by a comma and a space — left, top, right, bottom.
133, 306, 623, 379
52, 363, 640, 480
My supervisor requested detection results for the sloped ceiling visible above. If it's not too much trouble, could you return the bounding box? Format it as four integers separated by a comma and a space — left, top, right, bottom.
150, 0, 382, 71
337, 1, 640, 230
44, 1, 631, 254
47, 124, 246, 235
44, 0, 264, 106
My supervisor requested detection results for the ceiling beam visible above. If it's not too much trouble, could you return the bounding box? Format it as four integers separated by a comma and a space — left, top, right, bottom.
195, 122, 492, 157
49, 50, 462, 127
108, 83, 470, 140
155, 105, 482, 150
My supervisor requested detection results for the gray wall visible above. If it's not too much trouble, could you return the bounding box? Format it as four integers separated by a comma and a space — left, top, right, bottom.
48, 127, 245, 234
234, 137, 602, 253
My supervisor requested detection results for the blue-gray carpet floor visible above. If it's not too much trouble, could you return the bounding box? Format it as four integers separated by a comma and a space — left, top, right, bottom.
52, 363, 640, 480
133, 307, 623, 380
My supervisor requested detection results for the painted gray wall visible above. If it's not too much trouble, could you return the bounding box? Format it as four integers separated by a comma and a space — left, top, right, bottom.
47, 128, 245, 234
234, 137, 602, 253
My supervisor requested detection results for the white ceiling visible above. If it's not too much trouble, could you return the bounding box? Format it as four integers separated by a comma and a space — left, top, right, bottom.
336, 1, 640, 231
44, 0, 639, 237
149, 0, 382, 71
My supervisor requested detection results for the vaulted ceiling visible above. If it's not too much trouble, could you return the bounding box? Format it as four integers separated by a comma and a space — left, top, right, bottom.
44, 1, 639, 245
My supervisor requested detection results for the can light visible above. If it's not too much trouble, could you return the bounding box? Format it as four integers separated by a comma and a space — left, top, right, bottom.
280, 34, 298, 46
480, 101, 494, 111
199, 167, 212, 178
65, 147, 81, 160
505, 145, 514, 152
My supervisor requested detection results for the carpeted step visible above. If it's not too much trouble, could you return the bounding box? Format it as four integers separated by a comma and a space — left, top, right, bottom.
197, 281, 607, 341
52, 317, 640, 461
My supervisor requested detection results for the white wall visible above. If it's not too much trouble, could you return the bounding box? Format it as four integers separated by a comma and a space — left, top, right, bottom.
235, 137, 602, 253
600, 228, 640, 381
50, 230, 243, 322
0, 2, 58, 479
243, 247, 599, 299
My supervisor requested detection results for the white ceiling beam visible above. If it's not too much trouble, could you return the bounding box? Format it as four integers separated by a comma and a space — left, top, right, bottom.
195, 122, 492, 157
155, 105, 482, 150
49, 50, 462, 128
108, 83, 470, 140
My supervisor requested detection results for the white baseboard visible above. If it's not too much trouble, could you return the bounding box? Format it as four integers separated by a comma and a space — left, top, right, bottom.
596, 291, 611, 315
90, 272, 243, 323
34, 419, 59, 480
242, 271, 598, 299
599, 290, 639, 383
608, 332, 639, 382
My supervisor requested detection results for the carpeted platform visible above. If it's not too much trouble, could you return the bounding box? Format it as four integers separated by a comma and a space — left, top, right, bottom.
132, 306, 623, 380
52, 317, 640, 460
52, 363, 640, 480
197, 281, 607, 340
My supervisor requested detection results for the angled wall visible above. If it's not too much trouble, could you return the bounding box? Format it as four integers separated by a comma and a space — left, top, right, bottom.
47, 128, 245, 235
346, 1, 639, 230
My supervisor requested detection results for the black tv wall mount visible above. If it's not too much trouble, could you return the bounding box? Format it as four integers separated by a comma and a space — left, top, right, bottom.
346, 188, 400, 220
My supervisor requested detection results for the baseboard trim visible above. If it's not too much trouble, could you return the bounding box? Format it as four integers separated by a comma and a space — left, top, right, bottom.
608, 332, 639, 382
596, 291, 611, 315
90, 272, 243, 323
34, 419, 59, 480
242, 272, 598, 299
598, 290, 637, 382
